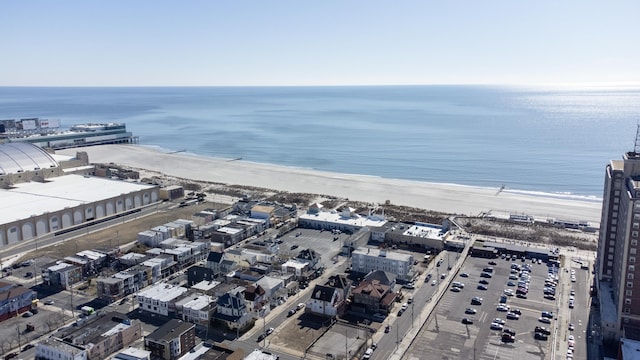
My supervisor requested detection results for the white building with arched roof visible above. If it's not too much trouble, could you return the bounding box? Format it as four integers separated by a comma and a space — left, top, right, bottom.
0, 143, 159, 247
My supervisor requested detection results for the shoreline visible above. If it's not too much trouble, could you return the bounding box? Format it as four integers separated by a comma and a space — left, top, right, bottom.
57, 144, 603, 223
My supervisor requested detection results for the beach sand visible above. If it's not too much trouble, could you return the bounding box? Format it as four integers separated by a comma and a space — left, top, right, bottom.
58, 145, 603, 224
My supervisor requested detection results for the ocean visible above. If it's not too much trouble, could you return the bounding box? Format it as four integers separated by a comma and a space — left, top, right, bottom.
1, 85, 638, 200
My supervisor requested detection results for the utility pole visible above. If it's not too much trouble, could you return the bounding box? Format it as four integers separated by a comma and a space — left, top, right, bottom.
411, 302, 415, 328
16, 324, 21, 349
345, 327, 348, 359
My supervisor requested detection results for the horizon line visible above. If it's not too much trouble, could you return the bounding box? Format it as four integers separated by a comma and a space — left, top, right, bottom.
1, 81, 639, 89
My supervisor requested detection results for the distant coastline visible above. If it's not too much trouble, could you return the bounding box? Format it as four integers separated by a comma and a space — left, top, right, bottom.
58, 144, 604, 224
3, 85, 638, 198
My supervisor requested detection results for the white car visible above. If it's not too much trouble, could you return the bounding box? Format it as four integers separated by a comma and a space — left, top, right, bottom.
363, 348, 374, 359
568, 335, 575, 341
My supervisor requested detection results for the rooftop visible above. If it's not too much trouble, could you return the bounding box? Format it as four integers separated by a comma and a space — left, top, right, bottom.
137, 282, 188, 302
0, 174, 156, 225
352, 247, 413, 261
145, 319, 194, 343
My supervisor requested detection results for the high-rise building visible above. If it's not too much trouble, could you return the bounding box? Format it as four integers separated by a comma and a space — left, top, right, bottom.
597, 133, 640, 341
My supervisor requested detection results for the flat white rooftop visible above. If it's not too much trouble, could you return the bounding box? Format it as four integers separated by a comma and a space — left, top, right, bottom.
137, 282, 187, 302
183, 294, 213, 310
404, 224, 446, 240
0, 174, 156, 225
352, 247, 412, 262
299, 211, 387, 228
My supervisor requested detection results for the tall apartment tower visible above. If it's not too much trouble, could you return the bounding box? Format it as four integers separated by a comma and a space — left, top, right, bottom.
597, 128, 640, 341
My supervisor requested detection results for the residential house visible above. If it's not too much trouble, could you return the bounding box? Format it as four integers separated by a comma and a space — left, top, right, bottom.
54, 312, 142, 360
214, 291, 252, 331
136, 282, 188, 317
144, 319, 195, 360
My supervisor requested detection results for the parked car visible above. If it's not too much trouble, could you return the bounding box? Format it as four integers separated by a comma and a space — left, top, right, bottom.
479, 279, 490, 285
535, 326, 551, 335
538, 317, 551, 324
503, 328, 516, 336
493, 318, 505, 325
477, 285, 488, 291
506, 312, 520, 320
462, 318, 474, 324
465, 308, 477, 314
490, 323, 504, 330
385, 325, 391, 333
534, 332, 549, 340
471, 297, 483, 305
501, 333, 515, 342
450, 286, 461, 292
460, 273, 469, 278
44, 299, 54, 305
287, 309, 297, 317
363, 348, 374, 359
541, 311, 554, 318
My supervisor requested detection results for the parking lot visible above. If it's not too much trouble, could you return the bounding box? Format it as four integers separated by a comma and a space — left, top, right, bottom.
405, 254, 567, 360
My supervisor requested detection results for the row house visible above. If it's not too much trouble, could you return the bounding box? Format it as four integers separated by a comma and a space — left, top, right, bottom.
190, 279, 221, 297
191, 210, 217, 227
0, 281, 35, 321
138, 229, 165, 248
119, 253, 148, 267
136, 282, 189, 317
96, 265, 152, 302
187, 265, 216, 286
144, 319, 196, 360
36, 338, 87, 360
42, 262, 83, 289
174, 293, 215, 328
54, 312, 142, 360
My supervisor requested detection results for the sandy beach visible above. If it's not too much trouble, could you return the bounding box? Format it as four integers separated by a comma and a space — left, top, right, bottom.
58, 145, 603, 224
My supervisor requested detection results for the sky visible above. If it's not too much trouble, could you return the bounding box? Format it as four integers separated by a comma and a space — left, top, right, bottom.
1, 1, 639, 87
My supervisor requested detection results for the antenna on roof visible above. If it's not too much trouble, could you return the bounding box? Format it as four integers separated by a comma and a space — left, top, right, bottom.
635, 123, 640, 154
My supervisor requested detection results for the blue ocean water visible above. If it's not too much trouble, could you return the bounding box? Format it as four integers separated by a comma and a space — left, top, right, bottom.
1, 85, 638, 199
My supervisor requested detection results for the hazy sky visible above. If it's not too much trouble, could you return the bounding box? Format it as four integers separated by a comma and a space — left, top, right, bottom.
1, 1, 639, 86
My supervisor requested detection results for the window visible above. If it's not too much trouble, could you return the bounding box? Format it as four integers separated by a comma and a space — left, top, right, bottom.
625, 308, 631, 314
626, 298, 632, 305
634, 231, 639, 238
633, 240, 639, 246
609, 254, 614, 260
630, 265, 636, 272
629, 273, 635, 280
627, 289, 633, 296
628, 281, 634, 288
610, 247, 615, 253
634, 222, 640, 229
608, 261, 613, 267
614, 205, 619, 211
632, 248, 638, 255
631, 257, 637, 263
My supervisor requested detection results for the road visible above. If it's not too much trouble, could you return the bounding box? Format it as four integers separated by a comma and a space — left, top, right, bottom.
0, 201, 170, 261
